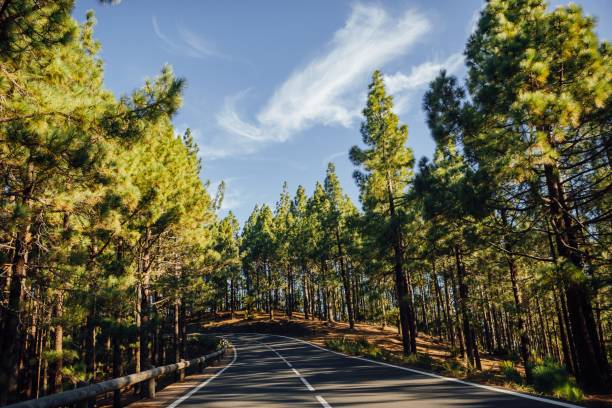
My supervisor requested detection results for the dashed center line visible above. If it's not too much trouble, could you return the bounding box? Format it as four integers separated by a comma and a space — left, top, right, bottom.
293, 368, 315, 391
316, 395, 332, 408
257, 339, 331, 407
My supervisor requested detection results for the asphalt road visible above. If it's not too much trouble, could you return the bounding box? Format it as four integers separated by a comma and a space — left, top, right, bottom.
172, 333, 581, 408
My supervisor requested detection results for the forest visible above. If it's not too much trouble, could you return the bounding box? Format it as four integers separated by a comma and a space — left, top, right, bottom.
0, 0, 610, 405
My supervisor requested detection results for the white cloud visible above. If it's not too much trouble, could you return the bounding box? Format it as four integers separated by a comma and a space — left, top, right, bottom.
152, 16, 224, 59
383, 53, 464, 113
216, 90, 265, 141
384, 53, 464, 93
322, 150, 347, 165
213, 3, 431, 154
467, 4, 485, 35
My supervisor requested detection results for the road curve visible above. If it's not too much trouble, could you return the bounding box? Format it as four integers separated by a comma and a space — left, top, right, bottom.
173, 333, 582, 408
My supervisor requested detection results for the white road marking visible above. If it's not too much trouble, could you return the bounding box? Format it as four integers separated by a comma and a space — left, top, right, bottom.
316, 395, 332, 408
216, 332, 581, 408
166, 342, 238, 408
271, 334, 583, 408
256, 337, 328, 406
294, 369, 315, 391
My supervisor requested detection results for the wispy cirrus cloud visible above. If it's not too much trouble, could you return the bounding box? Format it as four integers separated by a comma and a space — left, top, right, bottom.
210, 3, 431, 157
255, 3, 432, 141
152, 16, 224, 59
383, 52, 465, 113
322, 150, 347, 166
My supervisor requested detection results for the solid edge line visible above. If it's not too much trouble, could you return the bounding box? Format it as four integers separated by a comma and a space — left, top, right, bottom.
264, 334, 583, 408
166, 342, 238, 408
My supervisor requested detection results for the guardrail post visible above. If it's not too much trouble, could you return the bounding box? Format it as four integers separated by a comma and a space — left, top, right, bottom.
76, 381, 88, 408
145, 365, 156, 399
113, 388, 121, 408
146, 376, 156, 399
2, 342, 228, 408
178, 360, 185, 382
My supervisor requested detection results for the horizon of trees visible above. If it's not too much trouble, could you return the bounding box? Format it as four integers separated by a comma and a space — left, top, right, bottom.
0, 0, 610, 405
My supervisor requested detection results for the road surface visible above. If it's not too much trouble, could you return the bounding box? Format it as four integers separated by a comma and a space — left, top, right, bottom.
172, 333, 581, 408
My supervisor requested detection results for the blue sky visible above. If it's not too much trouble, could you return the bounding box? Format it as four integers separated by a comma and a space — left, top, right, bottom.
73, 0, 611, 224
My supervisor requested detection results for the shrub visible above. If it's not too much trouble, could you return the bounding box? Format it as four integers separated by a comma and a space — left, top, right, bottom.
532, 359, 582, 402
499, 360, 522, 384
441, 358, 465, 377
324, 336, 382, 358
404, 353, 434, 369
553, 382, 583, 402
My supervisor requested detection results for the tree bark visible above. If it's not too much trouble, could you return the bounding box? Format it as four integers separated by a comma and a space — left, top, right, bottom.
0, 219, 31, 404
454, 246, 475, 368
543, 164, 609, 390
51, 294, 63, 394
335, 227, 354, 329
302, 265, 310, 320
387, 182, 417, 355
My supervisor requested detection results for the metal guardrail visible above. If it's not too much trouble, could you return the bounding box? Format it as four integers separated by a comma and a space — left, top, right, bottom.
6, 343, 228, 408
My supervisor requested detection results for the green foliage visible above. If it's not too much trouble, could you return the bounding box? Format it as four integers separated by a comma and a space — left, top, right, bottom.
532, 359, 582, 401
499, 360, 522, 384
1, 0, 609, 402
0, 2, 222, 399
404, 353, 434, 370
325, 337, 382, 359
440, 359, 465, 378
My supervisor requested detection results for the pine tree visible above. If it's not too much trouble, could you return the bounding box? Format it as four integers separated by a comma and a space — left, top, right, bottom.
324, 163, 357, 329
465, 0, 610, 390
350, 70, 417, 355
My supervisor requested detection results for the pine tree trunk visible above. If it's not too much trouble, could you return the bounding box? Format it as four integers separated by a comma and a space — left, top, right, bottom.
180, 303, 186, 360
432, 265, 444, 341
51, 294, 63, 393
335, 227, 354, 329
442, 269, 456, 350
302, 265, 310, 320
267, 261, 274, 321
507, 253, 532, 382
454, 246, 474, 368
543, 164, 609, 390
135, 283, 141, 376
230, 278, 235, 320
387, 183, 416, 355
1, 225, 31, 403
112, 327, 121, 408
555, 290, 574, 374
85, 301, 96, 381
174, 299, 180, 363
536, 297, 550, 356
420, 284, 429, 334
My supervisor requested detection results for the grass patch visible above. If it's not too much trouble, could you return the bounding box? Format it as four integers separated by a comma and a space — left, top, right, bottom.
322, 334, 584, 404
499, 360, 522, 384
404, 352, 434, 370
436, 357, 465, 378
325, 336, 383, 358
